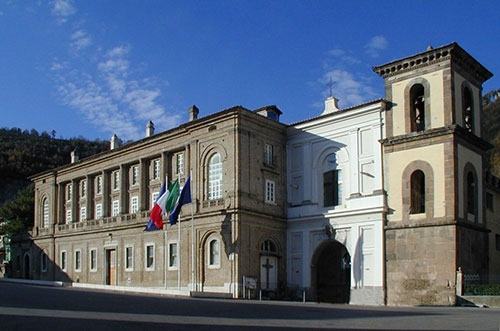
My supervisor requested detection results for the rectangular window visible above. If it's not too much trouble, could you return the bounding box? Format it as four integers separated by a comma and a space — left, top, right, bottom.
176, 153, 184, 175
264, 143, 273, 166
324, 169, 342, 207
74, 250, 81, 272
265, 180, 275, 204
132, 166, 139, 186
487, 192, 494, 211
496, 234, 500, 251
153, 160, 160, 180
80, 207, 86, 222
61, 251, 67, 271
169, 243, 178, 268
113, 171, 120, 190
96, 176, 103, 195
95, 203, 102, 219
66, 209, 72, 223
81, 180, 86, 198
125, 246, 134, 271
130, 196, 139, 213
41, 252, 48, 273
145, 244, 155, 270
151, 192, 159, 208
66, 184, 72, 201
89, 249, 97, 272
112, 200, 119, 217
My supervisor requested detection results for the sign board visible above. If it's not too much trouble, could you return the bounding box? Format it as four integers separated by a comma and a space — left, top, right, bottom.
244, 276, 257, 290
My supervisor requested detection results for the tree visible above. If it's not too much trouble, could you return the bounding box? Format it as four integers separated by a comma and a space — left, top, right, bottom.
0, 184, 34, 236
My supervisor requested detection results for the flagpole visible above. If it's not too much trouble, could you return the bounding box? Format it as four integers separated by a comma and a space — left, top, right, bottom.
177, 172, 181, 292
190, 170, 195, 292
164, 177, 168, 290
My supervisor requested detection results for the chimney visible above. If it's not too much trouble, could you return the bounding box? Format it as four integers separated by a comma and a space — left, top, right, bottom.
146, 121, 155, 137
189, 105, 199, 121
110, 134, 121, 150
70, 149, 79, 163
321, 96, 340, 115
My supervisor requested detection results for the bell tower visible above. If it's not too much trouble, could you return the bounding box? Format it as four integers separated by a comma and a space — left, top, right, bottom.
373, 43, 493, 305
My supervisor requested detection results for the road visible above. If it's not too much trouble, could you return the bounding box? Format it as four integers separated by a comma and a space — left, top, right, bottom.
0, 282, 499, 330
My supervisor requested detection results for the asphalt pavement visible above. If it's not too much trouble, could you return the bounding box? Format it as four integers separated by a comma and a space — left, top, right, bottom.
0, 281, 499, 330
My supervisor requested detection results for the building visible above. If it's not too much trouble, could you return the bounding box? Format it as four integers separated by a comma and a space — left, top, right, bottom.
29, 105, 287, 296
374, 43, 494, 305
286, 97, 386, 305
22, 42, 499, 305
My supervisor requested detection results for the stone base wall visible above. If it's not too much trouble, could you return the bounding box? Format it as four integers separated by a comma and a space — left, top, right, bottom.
350, 286, 384, 305
457, 225, 488, 276
385, 224, 457, 306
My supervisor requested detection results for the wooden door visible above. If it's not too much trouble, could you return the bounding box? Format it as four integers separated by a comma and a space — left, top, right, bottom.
106, 249, 116, 285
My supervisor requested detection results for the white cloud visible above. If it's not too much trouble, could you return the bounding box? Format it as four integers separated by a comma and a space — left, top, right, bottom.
71, 29, 92, 51
51, 0, 76, 24
365, 35, 388, 57
319, 69, 378, 108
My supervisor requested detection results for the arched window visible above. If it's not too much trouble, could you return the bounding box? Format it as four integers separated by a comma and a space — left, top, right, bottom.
261, 240, 277, 253
410, 170, 425, 214
43, 198, 49, 228
466, 171, 476, 216
410, 84, 425, 132
208, 153, 222, 200
463, 87, 474, 133
209, 239, 220, 267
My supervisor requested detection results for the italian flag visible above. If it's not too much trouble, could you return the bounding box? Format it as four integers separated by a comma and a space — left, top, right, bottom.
144, 180, 179, 231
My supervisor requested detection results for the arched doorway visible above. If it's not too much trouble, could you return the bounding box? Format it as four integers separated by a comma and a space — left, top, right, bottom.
312, 240, 351, 303
24, 254, 30, 279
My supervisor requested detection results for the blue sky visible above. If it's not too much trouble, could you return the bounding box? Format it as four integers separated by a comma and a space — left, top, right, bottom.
1, 1, 499, 141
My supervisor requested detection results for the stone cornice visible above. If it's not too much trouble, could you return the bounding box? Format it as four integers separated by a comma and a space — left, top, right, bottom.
372, 42, 492, 84
382, 125, 492, 151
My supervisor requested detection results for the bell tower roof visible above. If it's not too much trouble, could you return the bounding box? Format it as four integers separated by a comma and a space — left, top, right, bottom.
372, 42, 492, 85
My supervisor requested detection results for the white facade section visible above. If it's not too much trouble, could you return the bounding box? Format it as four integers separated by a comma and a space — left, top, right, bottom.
286, 101, 386, 305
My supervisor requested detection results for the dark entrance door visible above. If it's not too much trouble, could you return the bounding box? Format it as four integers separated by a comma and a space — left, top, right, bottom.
314, 240, 350, 303
24, 254, 30, 279
106, 249, 116, 285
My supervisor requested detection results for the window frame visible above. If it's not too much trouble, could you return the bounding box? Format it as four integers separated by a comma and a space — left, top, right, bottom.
42, 198, 49, 228
74, 249, 82, 272
80, 179, 86, 198
323, 169, 342, 207
125, 245, 134, 271
153, 160, 161, 180
145, 243, 155, 271
66, 183, 72, 201
113, 171, 120, 191
264, 143, 274, 166
41, 251, 48, 273
89, 248, 97, 272
112, 200, 120, 217
176, 153, 184, 175
79, 206, 87, 222
60, 250, 67, 271
130, 196, 139, 214
208, 153, 223, 200
96, 176, 103, 195
95, 203, 102, 219
208, 239, 221, 269
410, 170, 426, 214
66, 209, 72, 224
168, 242, 178, 270
265, 179, 276, 204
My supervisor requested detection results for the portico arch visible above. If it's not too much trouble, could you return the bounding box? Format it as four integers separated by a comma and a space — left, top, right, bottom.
311, 239, 351, 303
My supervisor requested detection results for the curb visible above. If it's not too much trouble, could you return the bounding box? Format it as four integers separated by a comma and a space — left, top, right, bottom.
0, 278, 65, 287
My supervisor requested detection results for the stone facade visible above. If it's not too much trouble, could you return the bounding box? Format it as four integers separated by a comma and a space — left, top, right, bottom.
374, 43, 494, 305
18, 42, 499, 306
30, 106, 287, 297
